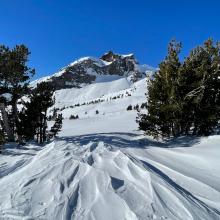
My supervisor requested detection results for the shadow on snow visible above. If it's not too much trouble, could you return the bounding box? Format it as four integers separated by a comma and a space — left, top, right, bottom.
57, 132, 202, 149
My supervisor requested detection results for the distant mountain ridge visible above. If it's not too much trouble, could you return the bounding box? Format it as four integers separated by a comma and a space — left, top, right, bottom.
31, 51, 155, 90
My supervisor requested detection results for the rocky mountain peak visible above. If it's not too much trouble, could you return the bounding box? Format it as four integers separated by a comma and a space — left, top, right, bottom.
100, 51, 135, 63
31, 52, 154, 90
100, 51, 116, 62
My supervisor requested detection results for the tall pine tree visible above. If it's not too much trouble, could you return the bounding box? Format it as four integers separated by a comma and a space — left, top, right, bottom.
138, 39, 220, 138
138, 40, 182, 137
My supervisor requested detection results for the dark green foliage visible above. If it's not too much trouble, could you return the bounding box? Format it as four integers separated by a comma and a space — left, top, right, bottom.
69, 114, 79, 120
127, 105, 132, 111
179, 39, 220, 135
0, 129, 5, 153
0, 44, 35, 142
50, 114, 63, 137
17, 104, 38, 142
140, 103, 147, 109
137, 39, 220, 138
134, 104, 139, 110
51, 108, 58, 120
17, 82, 54, 143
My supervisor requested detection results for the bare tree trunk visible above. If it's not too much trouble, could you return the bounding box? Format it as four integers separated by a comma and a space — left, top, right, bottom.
36, 127, 39, 143
39, 114, 43, 144
43, 111, 47, 143
0, 102, 14, 142
11, 97, 22, 142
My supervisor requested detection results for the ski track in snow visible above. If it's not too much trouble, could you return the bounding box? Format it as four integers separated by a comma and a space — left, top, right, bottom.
1, 78, 220, 220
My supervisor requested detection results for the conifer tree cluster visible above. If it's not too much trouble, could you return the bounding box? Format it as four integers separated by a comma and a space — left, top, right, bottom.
0, 44, 61, 145
17, 82, 55, 144
0, 44, 35, 142
137, 39, 220, 138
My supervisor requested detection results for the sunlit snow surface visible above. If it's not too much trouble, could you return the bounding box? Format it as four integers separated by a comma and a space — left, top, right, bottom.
0, 78, 220, 220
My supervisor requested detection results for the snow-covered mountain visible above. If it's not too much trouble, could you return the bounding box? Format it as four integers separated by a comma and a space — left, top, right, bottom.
31, 51, 155, 90
1, 53, 220, 220
30, 51, 155, 120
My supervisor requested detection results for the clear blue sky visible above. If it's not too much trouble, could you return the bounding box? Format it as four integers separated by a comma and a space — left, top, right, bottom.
0, 0, 220, 79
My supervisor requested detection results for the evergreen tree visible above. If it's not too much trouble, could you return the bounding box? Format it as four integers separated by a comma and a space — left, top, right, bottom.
0, 96, 14, 141
17, 82, 54, 143
0, 127, 5, 153
51, 108, 58, 120
0, 44, 35, 142
127, 105, 132, 111
178, 39, 220, 135
137, 40, 182, 137
138, 39, 220, 138
50, 114, 63, 137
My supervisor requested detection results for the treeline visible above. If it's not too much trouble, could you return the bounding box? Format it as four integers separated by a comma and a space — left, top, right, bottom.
56, 91, 132, 112
138, 39, 220, 138
0, 44, 62, 146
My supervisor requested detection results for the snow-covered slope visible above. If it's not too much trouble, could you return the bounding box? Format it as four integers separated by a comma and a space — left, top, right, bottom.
50, 77, 146, 120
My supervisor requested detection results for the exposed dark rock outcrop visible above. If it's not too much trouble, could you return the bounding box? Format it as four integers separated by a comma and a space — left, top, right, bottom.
101, 51, 119, 62
32, 52, 150, 90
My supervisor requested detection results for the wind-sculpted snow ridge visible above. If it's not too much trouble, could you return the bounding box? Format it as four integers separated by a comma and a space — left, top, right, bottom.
0, 130, 220, 219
